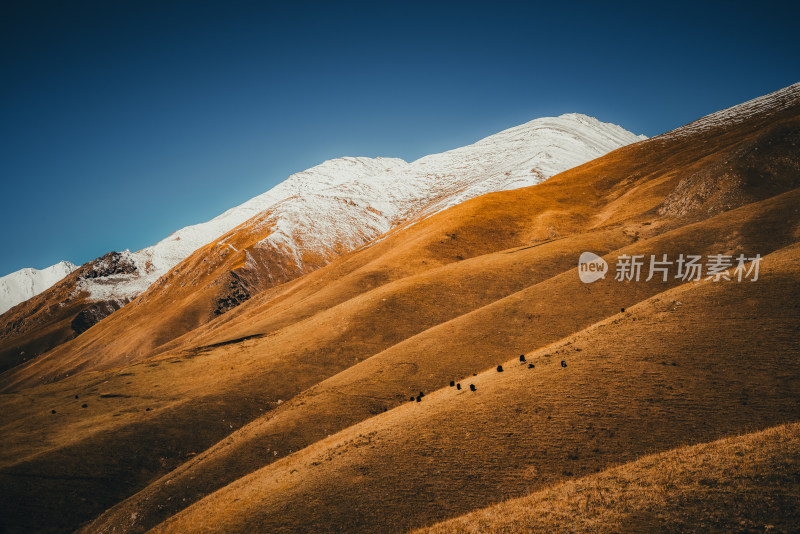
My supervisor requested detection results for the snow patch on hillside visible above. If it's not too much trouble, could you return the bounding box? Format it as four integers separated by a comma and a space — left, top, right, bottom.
659, 82, 800, 140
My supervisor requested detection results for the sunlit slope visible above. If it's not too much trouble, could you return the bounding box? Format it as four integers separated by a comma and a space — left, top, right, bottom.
86, 189, 800, 533
10, 88, 795, 393
0, 87, 797, 533
0, 116, 643, 382
417, 422, 800, 533
151, 243, 800, 533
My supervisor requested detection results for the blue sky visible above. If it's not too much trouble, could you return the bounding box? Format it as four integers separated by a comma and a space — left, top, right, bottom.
1, 0, 798, 275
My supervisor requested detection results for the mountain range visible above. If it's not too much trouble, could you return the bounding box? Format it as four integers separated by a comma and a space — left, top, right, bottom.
0, 113, 644, 384
0, 82, 798, 533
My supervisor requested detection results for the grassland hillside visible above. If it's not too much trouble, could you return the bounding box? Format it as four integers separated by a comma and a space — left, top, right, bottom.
417, 422, 800, 533
143, 242, 800, 533
0, 83, 797, 533
0, 116, 643, 383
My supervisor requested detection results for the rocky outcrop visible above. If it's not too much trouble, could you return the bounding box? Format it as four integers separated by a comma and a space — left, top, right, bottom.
70, 299, 129, 336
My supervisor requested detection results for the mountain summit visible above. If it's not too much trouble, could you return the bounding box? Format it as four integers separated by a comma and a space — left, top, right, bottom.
71, 113, 646, 304
0, 113, 644, 371
0, 83, 799, 533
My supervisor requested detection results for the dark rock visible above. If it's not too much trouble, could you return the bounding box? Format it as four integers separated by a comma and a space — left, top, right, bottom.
214, 271, 252, 316
71, 300, 127, 336
79, 251, 137, 280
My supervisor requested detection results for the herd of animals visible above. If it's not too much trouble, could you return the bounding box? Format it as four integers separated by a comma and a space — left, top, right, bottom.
411, 353, 567, 403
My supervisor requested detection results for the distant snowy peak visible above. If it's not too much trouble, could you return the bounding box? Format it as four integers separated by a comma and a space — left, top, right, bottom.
659, 82, 800, 140
64, 113, 647, 304
0, 260, 77, 314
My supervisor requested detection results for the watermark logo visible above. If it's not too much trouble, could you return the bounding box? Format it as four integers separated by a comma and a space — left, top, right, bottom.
578, 252, 608, 284
578, 252, 762, 284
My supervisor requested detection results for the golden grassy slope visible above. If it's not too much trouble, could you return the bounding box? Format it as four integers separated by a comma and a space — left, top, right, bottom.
0, 96, 797, 533
149, 242, 800, 533
416, 422, 800, 533
4, 100, 796, 391
86, 187, 800, 533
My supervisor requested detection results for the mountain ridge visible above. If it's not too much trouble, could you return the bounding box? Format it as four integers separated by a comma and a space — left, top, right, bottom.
1, 83, 798, 533
0, 113, 645, 379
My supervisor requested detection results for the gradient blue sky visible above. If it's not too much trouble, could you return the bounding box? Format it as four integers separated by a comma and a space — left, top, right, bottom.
1, 0, 798, 275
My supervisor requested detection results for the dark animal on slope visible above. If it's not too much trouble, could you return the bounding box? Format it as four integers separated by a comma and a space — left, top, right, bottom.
528, 363, 535, 369
519, 354, 526, 362
456, 384, 462, 390
449, 381, 455, 387
497, 365, 504, 372
470, 384, 477, 392
561, 360, 567, 368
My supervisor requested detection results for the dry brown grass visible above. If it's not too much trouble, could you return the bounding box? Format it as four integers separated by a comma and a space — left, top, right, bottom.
417, 422, 800, 533
0, 97, 797, 533
146, 242, 800, 533
5, 104, 797, 392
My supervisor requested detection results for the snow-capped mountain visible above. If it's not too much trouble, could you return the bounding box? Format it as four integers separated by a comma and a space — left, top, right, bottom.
73, 157, 411, 303
0, 261, 77, 314
78, 113, 645, 304
0, 113, 644, 368
207, 114, 646, 289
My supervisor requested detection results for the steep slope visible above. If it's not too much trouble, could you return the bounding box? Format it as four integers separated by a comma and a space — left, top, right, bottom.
149, 241, 800, 533
0, 157, 407, 371
0, 114, 644, 384
92, 190, 800, 534
418, 422, 800, 533
75, 156, 411, 304
0, 260, 76, 314
0, 83, 796, 533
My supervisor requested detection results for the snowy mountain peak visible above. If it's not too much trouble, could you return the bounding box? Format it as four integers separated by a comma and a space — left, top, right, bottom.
0, 261, 78, 314
6, 113, 646, 310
